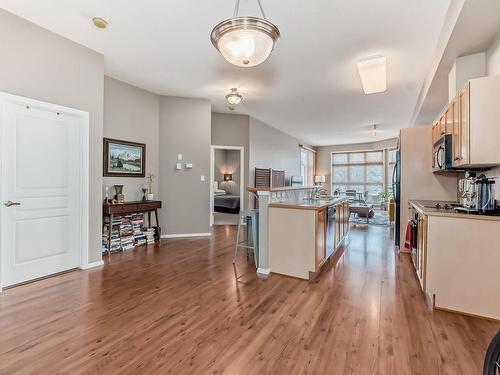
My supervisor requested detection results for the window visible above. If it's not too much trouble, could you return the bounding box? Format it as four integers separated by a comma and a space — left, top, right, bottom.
300, 147, 316, 186
331, 150, 384, 196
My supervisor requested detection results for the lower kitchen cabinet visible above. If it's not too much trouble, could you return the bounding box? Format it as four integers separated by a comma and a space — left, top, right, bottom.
409, 201, 500, 320
335, 200, 350, 248
268, 198, 350, 280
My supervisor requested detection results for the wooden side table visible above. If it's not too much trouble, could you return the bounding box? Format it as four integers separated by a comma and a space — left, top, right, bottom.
103, 200, 162, 255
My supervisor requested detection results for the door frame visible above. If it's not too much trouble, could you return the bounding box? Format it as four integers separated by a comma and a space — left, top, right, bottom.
209, 145, 244, 226
0, 92, 89, 290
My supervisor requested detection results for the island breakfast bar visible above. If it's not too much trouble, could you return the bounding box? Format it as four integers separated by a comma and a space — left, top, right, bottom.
268, 197, 349, 279
248, 186, 349, 279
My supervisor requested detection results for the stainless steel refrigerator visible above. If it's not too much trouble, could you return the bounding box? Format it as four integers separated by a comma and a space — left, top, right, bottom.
392, 150, 401, 247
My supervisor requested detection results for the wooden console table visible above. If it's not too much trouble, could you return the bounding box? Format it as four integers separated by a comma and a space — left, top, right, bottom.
103, 200, 162, 255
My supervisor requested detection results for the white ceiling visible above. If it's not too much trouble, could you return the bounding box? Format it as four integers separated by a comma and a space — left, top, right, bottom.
0, 0, 453, 146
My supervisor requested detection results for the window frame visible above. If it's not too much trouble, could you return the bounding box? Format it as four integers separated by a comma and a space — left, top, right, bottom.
331, 148, 395, 195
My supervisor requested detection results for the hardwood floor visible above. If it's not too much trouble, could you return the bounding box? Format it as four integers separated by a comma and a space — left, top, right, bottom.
0, 225, 498, 374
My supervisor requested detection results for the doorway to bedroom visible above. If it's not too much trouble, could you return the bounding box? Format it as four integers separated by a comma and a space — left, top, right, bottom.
209, 146, 244, 226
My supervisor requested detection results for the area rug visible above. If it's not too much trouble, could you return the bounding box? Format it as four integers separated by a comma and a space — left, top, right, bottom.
350, 209, 390, 226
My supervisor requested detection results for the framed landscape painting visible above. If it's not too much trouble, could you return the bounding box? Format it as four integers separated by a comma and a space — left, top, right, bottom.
103, 138, 146, 177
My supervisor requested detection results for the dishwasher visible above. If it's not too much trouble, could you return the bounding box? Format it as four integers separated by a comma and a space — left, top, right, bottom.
326, 204, 336, 257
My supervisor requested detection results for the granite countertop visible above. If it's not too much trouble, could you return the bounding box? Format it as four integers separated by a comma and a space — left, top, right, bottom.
268, 196, 349, 210
409, 200, 500, 222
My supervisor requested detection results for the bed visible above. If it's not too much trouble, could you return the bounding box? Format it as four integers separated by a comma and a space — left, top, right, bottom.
214, 193, 240, 214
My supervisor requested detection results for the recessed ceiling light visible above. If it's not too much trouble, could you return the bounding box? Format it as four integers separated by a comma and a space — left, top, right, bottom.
225, 88, 243, 105
211, 0, 280, 67
357, 56, 387, 94
93, 17, 108, 29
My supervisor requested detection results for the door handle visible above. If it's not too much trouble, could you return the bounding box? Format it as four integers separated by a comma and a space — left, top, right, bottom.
4, 200, 21, 207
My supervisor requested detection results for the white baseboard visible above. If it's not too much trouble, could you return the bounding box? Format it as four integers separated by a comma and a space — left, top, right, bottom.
256, 267, 270, 275
161, 232, 211, 239
81, 260, 104, 270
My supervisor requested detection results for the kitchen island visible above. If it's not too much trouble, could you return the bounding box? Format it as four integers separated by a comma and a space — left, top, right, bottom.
268, 197, 349, 280
408, 199, 500, 320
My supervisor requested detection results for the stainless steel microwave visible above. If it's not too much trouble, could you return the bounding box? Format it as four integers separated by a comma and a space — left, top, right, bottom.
433, 134, 453, 172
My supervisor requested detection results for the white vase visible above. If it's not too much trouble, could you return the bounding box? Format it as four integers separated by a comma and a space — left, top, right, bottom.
146, 193, 154, 201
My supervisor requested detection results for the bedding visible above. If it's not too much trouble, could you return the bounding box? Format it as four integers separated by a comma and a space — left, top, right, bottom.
214, 194, 240, 214
214, 189, 226, 196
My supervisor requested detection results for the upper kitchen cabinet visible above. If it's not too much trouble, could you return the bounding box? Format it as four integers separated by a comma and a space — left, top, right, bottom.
432, 105, 453, 147
444, 76, 500, 168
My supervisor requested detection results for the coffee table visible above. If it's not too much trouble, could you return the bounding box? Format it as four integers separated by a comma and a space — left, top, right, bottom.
349, 203, 374, 224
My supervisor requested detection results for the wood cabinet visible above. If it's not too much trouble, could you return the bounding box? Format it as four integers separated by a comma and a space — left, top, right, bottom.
431, 123, 439, 146
454, 82, 470, 166
315, 208, 327, 269
335, 200, 350, 248
432, 106, 453, 147
434, 76, 500, 168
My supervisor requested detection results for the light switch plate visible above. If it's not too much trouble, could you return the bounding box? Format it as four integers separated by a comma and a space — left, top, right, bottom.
185, 163, 193, 169
177, 154, 183, 161
200, 175, 205, 181
176, 163, 182, 170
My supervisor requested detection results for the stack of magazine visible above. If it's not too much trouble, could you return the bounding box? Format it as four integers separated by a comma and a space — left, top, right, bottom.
103, 213, 155, 253
132, 213, 147, 246
144, 228, 155, 245
102, 216, 124, 253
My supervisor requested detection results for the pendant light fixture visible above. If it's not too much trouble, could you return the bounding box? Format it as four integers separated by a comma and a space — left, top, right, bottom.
211, 0, 280, 67
226, 88, 243, 106
372, 124, 377, 136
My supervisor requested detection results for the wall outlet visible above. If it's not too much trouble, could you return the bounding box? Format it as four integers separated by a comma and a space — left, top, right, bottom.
176, 163, 182, 170
177, 154, 183, 161
200, 175, 205, 181
185, 163, 193, 169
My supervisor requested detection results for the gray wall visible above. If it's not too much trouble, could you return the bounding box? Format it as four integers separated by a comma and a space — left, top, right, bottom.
316, 138, 398, 193
159, 97, 211, 235
211, 113, 249, 209
249, 117, 306, 186
0, 10, 104, 263
103, 76, 160, 201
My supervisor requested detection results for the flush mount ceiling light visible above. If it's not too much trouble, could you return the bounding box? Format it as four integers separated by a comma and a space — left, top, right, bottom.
357, 56, 387, 94
225, 88, 243, 105
211, 0, 280, 67
92, 17, 108, 29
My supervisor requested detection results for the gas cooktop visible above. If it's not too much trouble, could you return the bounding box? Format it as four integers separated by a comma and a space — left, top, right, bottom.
422, 202, 500, 216
423, 202, 461, 210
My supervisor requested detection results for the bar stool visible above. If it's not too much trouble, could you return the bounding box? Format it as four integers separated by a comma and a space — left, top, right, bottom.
233, 210, 259, 267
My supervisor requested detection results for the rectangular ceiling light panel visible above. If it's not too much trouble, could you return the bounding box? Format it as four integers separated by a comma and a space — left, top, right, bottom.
357, 56, 387, 94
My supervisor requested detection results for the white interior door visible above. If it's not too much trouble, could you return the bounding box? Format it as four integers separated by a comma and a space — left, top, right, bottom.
1, 97, 84, 287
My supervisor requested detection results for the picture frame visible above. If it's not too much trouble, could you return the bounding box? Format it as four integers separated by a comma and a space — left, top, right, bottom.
103, 138, 146, 177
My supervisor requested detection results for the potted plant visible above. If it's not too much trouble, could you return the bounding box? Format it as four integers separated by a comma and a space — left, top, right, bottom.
378, 191, 392, 211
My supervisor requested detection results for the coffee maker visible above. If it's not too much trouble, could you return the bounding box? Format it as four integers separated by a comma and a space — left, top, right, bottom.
475, 176, 496, 212
458, 172, 496, 213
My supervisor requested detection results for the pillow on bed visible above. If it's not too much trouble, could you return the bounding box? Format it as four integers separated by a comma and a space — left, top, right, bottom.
214, 189, 226, 196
